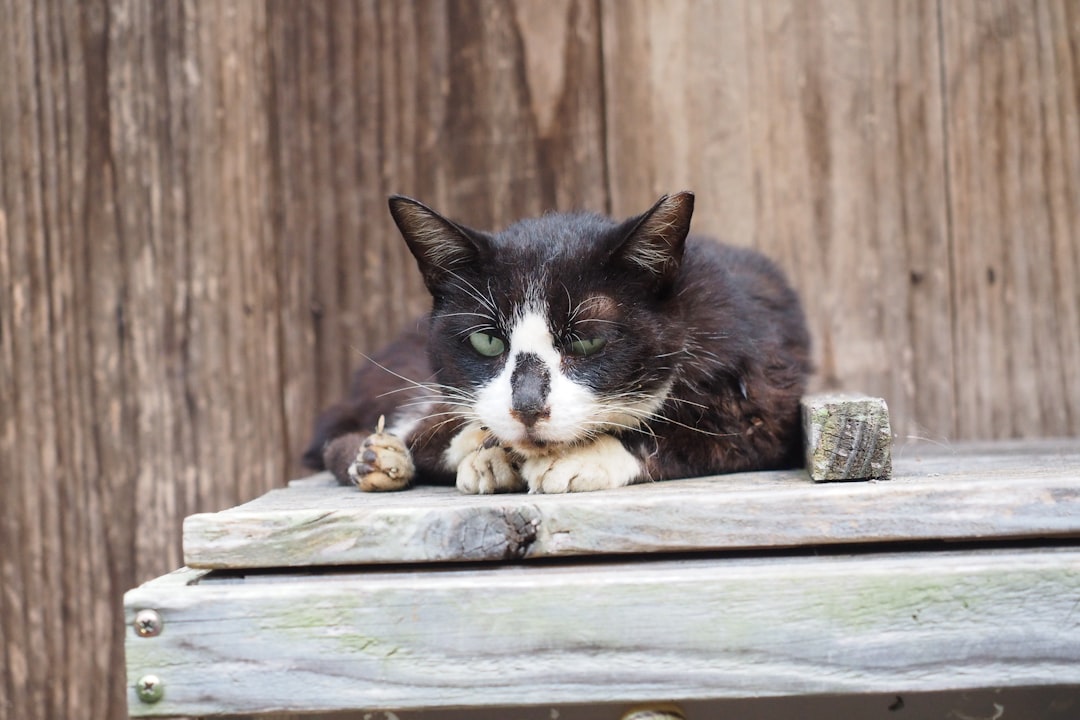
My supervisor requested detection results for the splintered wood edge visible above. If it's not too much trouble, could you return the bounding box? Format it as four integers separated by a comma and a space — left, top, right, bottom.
801, 393, 893, 482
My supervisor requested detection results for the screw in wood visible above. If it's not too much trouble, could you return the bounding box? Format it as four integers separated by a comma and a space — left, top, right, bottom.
134, 609, 163, 637
136, 675, 164, 704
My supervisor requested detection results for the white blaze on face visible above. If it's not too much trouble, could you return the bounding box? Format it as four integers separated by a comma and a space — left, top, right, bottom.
474, 308, 596, 447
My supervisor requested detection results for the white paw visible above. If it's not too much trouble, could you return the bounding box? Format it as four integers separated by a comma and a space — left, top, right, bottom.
456, 445, 525, 494
522, 435, 643, 494
443, 422, 492, 469
348, 425, 415, 492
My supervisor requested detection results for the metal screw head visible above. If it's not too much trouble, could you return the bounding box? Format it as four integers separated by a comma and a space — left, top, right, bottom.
621, 709, 686, 720
136, 674, 164, 704
134, 609, 163, 637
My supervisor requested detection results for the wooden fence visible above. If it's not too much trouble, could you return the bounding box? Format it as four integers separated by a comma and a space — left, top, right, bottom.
1, 1, 1077, 719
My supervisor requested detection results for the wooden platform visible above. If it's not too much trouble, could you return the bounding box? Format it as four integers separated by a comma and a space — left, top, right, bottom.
125, 440, 1080, 717
183, 439, 1080, 568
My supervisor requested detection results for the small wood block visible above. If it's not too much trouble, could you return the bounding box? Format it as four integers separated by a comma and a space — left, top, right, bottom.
801, 393, 892, 482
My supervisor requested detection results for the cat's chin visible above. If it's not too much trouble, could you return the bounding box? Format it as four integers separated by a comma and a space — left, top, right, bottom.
507, 436, 552, 455
503, 433, 598, 459
483, 421, 581, 455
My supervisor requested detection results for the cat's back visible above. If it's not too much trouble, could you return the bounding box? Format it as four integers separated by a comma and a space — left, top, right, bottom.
679, 237, 811, 362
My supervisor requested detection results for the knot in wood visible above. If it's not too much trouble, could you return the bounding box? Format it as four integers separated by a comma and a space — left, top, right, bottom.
435, 505, 541, 561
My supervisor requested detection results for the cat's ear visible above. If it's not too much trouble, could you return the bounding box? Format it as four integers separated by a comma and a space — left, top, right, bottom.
388, 195, 489, 292
608, 191, 695, 292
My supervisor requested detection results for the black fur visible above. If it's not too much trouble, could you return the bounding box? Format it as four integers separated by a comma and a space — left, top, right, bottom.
304, 192, 812, 486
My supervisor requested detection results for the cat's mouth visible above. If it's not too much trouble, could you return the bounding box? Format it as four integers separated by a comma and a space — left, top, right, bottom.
490, 426, 580, 457
515, 434, 550, 451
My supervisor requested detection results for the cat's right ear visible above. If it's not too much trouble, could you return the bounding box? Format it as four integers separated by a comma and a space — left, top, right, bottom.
388, 196, 489, 292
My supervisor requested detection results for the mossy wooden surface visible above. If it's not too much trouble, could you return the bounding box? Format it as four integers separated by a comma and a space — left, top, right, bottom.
125, 548, 1080, 716
184, 439, 1080, 568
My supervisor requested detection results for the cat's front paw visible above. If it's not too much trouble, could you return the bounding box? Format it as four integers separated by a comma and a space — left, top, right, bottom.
456, 445, 525, 494
348, 422, 415, 492
522, 435, 644, 493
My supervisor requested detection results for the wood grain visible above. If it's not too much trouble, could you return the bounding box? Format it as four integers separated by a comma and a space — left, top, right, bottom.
942, 0, 1080, 439
266, 0, 608, 461
802, 394, 893, 481
1, 3, 606, 719
183, 440, 1079, 569
125, 549, 1080, 715
601, 0, 956, 442
3, 3, 1080, 720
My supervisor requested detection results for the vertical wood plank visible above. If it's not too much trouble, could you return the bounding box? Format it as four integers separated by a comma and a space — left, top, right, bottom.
942, 0, 1080, 438
2, 2, 284, 718
2, 5, 610, 718
601, 0, 956, 441
1, 2, 125, 718
267, 0, 608, 465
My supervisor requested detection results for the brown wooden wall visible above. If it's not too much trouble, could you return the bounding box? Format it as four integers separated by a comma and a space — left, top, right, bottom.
1, 1, 1078, 719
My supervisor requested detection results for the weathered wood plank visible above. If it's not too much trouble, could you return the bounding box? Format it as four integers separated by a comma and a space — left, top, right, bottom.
125, 549, 1080, 716
2, 4, 608, 719
183, 441, 1080, 568
2, 2, 284, 719
942, 0, 1080, 439
267, 0, 608, 475
802, 394, 892, 481
601, 0, 956, 442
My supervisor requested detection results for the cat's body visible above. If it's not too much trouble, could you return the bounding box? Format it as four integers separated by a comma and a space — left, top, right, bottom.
304, 192, 812, 493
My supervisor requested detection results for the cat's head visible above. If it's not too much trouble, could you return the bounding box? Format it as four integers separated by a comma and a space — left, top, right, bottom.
389, 192, 694, 454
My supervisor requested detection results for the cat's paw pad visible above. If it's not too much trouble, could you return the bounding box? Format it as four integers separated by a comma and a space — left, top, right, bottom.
348, 424, 415, 492
523, 436, 642, 494
456, 445, 525, 494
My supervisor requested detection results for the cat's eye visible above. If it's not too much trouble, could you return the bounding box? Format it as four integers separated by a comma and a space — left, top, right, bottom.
469, 331, 506, 357
567, 337, 607, 357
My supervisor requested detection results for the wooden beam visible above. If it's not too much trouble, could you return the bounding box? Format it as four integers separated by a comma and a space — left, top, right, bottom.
125, 549, 1080, 716
182, 441, 1078, 569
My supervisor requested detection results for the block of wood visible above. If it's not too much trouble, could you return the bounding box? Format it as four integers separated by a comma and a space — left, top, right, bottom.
802, 393, 893, 481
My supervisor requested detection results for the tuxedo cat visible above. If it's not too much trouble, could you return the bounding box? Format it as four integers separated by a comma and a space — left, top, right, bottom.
303, 192, 811, 493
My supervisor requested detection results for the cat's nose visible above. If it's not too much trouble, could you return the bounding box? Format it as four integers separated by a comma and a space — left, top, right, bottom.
510, 353, 551, 428
511, 404, 550, 428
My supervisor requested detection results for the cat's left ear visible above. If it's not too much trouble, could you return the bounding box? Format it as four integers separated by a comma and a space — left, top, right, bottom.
608, 191, 695, 293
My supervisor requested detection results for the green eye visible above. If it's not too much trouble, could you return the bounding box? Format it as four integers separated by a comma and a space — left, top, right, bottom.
469, 331, 506, 357
568, 337, 607, 357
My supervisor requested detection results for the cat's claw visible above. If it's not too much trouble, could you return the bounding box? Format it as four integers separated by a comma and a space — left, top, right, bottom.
523, 435, 643, 493
456, 446, 525, 494
348, 425, 415, 492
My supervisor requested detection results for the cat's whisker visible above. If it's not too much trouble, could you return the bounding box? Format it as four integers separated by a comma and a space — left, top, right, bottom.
583, 418, 659, 440
436, 311, 497, 321
660, 396, 710, 411
375, 384, 476, 405
412, 415, 475, 444
349, 350, 483, 413
445, 271, 502, 321
453, 323, 501, 339
398, 401, 475, 413
594, 397, 742, 440
563, 284, 577, 323
653, 414, 742, 439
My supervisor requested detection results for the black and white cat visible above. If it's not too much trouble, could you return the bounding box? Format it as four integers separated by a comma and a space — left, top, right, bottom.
304, 192, 812, 493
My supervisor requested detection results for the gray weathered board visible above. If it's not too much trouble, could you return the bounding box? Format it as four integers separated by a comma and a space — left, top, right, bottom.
125, 548, 1080, 717
184, 439, 1080, 568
